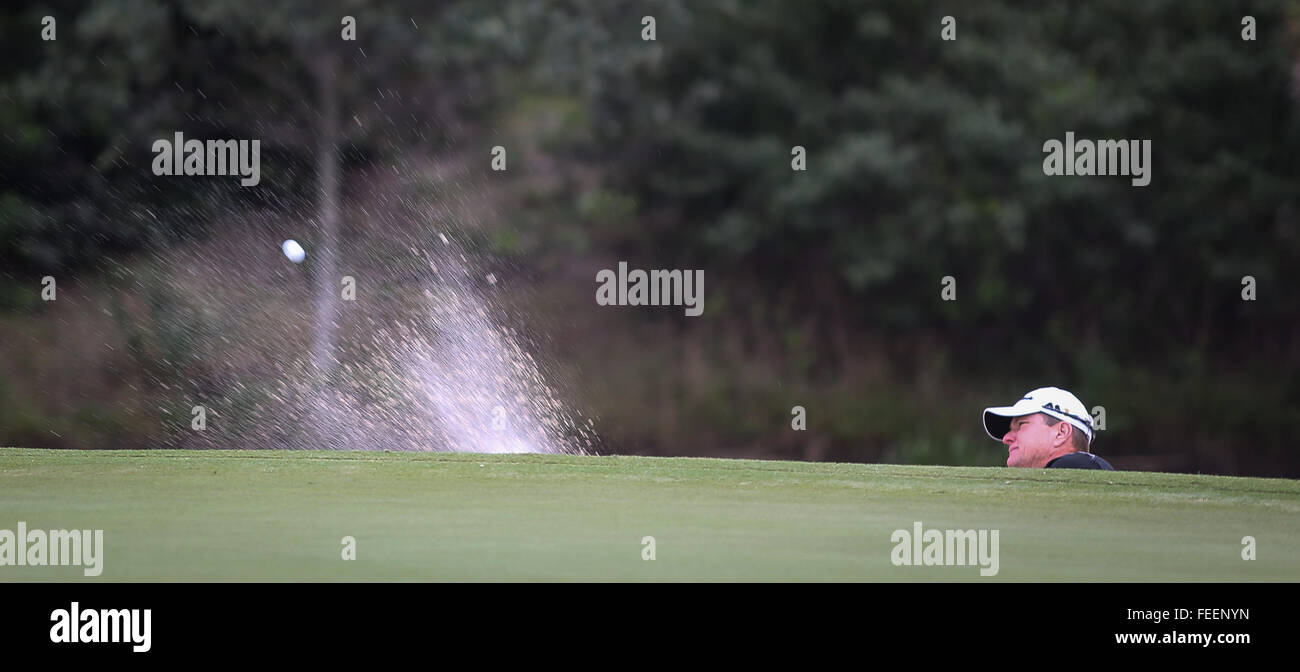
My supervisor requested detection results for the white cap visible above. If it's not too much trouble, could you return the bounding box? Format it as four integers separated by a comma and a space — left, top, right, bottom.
983, 386, 1095, 445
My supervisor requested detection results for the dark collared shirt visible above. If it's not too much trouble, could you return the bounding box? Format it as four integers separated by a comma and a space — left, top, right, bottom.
1046, 452, 1114, 470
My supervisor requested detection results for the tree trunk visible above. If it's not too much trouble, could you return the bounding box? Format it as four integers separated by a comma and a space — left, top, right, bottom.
311, 54, 341, 383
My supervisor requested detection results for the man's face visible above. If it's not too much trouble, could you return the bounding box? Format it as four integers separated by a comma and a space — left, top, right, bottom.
1002, 413, 1063, 468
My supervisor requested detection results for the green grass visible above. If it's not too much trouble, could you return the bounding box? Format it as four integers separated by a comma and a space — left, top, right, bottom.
1, 448, 1297, 582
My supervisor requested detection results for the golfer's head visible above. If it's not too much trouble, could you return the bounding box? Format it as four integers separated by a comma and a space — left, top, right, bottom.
983, 387, 1094, 468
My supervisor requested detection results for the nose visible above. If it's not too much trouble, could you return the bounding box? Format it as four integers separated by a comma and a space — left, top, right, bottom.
1002, 430, 1014, 446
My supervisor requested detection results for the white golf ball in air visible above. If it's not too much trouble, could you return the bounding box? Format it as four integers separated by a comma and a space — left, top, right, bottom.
282, 239, 306, 263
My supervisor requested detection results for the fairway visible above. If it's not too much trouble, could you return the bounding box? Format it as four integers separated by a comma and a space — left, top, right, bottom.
1, 448, 1297, 582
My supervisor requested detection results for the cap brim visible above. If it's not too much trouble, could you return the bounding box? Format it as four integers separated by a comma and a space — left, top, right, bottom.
982, 400, 1041, 441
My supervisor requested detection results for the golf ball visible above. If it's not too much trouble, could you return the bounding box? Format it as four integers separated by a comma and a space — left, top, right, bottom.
282, 239, 305, 263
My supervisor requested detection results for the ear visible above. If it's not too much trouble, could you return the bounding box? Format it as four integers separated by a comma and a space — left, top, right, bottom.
1053, 422, 1072, 448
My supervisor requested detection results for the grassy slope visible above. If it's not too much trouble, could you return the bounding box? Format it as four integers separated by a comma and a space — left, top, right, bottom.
0, 448, 1296, 582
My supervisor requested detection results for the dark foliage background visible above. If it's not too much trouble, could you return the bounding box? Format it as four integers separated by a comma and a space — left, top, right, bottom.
2, 0, 1298, 475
